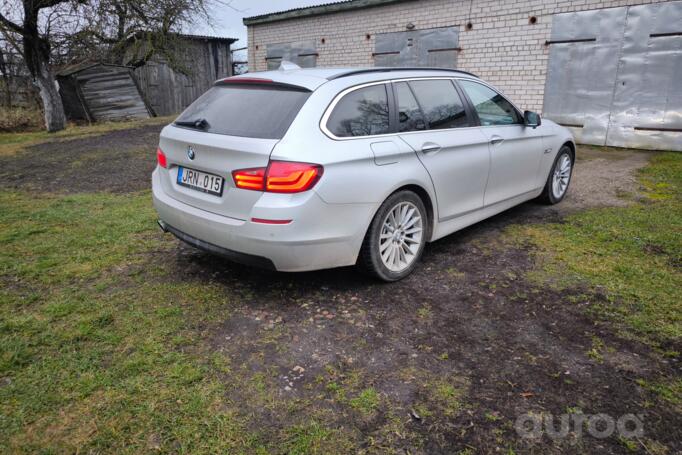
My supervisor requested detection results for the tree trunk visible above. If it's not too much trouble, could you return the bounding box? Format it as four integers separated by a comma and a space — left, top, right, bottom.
21, 10, 66, 133
33, 66, 65, 132
0, 48, 11, 108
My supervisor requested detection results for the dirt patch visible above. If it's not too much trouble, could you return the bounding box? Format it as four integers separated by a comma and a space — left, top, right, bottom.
1, 132, 652, 212
160, 200, 681, 453
560, 145, 653, 212
0, 123, 163, 194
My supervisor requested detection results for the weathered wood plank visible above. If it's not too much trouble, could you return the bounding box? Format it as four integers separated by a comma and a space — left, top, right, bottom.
59, 63, 152, 122
133, 38, 233, 116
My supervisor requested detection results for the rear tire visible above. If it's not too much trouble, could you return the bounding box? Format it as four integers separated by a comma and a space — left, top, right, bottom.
358, 190, 428, 282
539, 145, 574, 204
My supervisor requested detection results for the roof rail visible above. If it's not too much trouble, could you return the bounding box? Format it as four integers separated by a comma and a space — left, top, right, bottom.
327, 67, 479, 80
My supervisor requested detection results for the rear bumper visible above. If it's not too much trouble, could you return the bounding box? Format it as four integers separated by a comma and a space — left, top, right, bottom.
152, 169, 376, 272
158, 220, 276, 270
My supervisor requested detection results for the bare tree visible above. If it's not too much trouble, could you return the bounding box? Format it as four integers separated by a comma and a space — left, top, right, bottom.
77, 0, 216, 72
0, 0, 229, 132
0, 1, 88, 132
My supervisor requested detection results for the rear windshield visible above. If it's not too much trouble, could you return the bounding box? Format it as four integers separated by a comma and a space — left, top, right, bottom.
175, 84, 311, 139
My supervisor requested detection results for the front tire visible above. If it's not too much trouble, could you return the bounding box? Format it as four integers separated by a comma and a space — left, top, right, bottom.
358, 190, 428, 282
539, 145, 574, 204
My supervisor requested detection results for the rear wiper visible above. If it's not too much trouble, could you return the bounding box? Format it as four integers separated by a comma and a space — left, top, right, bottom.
175, 118, 210, 130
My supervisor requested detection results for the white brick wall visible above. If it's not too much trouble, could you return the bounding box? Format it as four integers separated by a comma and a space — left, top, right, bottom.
246, 0, 669, 111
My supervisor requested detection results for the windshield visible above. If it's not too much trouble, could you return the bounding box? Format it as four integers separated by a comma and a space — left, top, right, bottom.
175, 84, 311, 139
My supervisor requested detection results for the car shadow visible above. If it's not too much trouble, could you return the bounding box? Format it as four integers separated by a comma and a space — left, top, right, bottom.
169, 198, 563, 293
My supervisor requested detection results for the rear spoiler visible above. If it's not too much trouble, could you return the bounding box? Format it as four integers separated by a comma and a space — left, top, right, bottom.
214, 77, 311, 92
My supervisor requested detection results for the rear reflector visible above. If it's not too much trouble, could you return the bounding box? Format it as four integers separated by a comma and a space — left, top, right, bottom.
157, 148, 167, 168
251, 218, 292, 225
232, 161, 323, 193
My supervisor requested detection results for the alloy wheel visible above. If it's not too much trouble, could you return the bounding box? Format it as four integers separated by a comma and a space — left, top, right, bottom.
552, 153, 572, 199
379, 201, 423, 272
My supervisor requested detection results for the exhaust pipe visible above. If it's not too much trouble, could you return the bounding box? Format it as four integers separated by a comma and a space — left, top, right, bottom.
157, 219, 168, 233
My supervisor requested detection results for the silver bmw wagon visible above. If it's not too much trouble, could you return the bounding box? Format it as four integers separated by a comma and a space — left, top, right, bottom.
153, 66, 575, 281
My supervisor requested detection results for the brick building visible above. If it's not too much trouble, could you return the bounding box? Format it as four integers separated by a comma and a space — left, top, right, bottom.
244, 0, 682, 151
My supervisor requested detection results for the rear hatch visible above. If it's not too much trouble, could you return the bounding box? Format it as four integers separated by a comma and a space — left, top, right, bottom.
157, 80, 311, 220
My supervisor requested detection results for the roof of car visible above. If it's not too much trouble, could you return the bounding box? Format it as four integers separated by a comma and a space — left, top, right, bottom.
223, 67, 479, 90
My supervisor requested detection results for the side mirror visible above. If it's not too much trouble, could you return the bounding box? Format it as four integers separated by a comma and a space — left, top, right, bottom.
524, 111, 541, 129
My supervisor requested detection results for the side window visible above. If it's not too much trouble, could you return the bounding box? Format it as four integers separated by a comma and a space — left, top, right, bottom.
326, 84, 390, 137
408, 79, 469, 130
395, 82, 426, 132
458, 80, 522, 126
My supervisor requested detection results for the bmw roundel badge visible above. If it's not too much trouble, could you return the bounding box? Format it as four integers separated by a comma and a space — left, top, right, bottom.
187, 146, 195, 160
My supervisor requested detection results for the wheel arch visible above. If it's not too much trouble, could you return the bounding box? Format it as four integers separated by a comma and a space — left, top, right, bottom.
386, 183, 436, 241
561, 140, 576, 161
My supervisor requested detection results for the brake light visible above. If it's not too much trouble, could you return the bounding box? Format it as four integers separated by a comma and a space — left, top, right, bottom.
157, 148, 167, 168
266, 161, 323, 193
232, 161, 323, 193
217, 77, 274, 85
232, 167, 265, 190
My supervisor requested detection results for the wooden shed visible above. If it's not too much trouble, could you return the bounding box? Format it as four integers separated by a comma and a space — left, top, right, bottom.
57, 63, 153, 122
132, 34, 238, 116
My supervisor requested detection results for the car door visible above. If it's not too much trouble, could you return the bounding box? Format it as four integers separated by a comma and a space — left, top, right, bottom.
319, 81, 426, 205
457, 79, 544, 206
395, 79, 491, 221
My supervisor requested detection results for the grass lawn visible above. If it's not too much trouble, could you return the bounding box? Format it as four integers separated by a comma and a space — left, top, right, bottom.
0, 191, 256, 452
508, 152, 682, 346
507, 151, 682, 418
0, 122, 680, 453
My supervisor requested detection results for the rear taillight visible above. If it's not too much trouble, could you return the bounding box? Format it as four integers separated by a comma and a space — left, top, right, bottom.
266, 161, 323, 193
232, 161, 323, 193
232, 167, 265, 190
157, 148, 167, 168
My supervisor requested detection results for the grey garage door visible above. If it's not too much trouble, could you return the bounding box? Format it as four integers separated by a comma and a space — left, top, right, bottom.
265, 41, 318, 70
543, 1, 682, 151
374, 26, 460, 68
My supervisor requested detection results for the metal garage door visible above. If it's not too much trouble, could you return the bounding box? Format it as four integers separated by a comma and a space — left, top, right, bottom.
265, 41, 317, 70
373, 26, 460, 68
543, 1, 682, 151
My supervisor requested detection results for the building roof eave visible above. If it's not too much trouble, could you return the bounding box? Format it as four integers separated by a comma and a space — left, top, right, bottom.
243, 0, 415, 26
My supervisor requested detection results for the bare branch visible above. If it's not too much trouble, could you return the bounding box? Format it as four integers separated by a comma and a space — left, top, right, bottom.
0, 12, 27, 35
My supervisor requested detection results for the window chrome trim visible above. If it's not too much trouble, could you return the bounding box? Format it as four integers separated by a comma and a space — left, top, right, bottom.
320, 80, 392, 141
319, 76, 525, 141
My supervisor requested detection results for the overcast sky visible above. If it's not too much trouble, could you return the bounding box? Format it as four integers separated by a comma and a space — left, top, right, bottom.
198, 0, 328, 48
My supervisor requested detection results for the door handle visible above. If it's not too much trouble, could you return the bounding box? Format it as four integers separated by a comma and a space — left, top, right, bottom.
490, 136, 504, 146
421, 142, 441, 154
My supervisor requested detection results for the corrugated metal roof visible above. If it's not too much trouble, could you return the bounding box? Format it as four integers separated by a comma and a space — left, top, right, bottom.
177, 33, 238, 43
243, 0, 415, 26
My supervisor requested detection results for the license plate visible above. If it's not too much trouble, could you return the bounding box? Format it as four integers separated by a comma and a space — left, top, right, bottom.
177, 166, 224, 196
